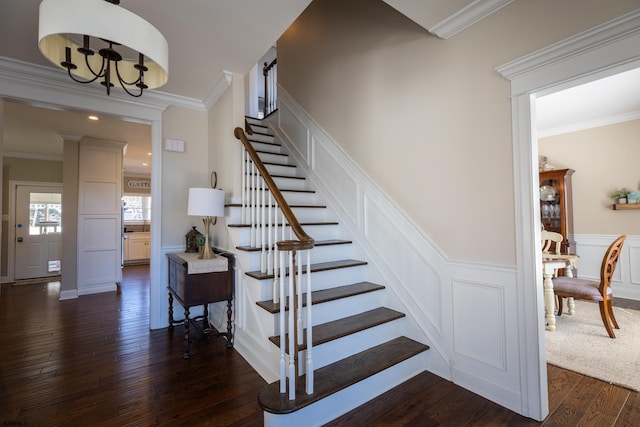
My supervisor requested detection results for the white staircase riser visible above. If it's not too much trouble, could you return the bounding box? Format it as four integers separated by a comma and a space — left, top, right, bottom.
234, 243, 353, 272
250, 140, 282, 154
272, 176, 312, 191
264, 163, 299, 177
296, 319, 405, 372
256, 152, 290, 165
263, 353, 428, 427
227, 223, 344, 243
247, 133, 274, 143
246, 117, 264, 126
277, 191, 320, 206
240, 262, 369, 304
264, 291, 387, 337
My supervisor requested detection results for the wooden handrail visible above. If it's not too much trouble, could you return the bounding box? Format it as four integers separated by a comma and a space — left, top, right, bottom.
234, 127, 314, 251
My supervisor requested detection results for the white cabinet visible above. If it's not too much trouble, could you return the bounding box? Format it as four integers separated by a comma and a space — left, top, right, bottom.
124, 232, 150, 262
77, 139, 126, 294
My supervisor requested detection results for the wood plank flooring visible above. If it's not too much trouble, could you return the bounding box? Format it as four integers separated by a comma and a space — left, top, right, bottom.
1, 267, 639, 426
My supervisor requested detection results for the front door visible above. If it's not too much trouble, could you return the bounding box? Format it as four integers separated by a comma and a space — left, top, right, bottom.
14, 185, 63, 280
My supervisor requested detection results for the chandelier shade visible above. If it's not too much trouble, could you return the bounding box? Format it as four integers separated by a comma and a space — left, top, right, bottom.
38, 0, 168, 96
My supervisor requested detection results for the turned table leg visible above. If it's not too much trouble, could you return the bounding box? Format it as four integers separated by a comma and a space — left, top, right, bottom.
183, 307, 191, 359
226, 298, 233, 348
168, 292, 174, 330
203, 303, 209, 331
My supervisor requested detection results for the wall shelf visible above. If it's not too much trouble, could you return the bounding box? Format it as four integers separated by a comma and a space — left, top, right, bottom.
612, 203, 640, 210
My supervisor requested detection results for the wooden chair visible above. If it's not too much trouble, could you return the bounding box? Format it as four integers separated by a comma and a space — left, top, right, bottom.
541, 230, 563, 255
552, 235, 626, 338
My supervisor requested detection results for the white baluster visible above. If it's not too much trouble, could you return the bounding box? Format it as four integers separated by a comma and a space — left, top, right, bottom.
272, 206, 279, 304
260, 177, 266, 273
297, 256, 303, 345
267, 191, 273, 274
241, 148, 247, 224
305, 249, 313, 394
279, 250, 286, 394
287, 250, 296, 400
250, 162, 257, 247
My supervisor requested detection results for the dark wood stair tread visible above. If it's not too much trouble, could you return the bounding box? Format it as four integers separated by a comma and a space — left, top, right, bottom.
269, 307, 405, 350
246, 259, 367, 280
243, 188, 316, 194
258, 336, 429, 414
228, 221, 338, 228
238, 239, 351, 253
257, 281, 383, 313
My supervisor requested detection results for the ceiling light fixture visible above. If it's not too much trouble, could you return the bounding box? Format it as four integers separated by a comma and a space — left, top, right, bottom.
38, 0, 168, 97
88, 115, 99, 120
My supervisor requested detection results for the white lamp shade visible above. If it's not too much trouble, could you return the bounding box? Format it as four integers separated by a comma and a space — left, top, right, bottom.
38, 0, 169, 89
188, 188, 225, 217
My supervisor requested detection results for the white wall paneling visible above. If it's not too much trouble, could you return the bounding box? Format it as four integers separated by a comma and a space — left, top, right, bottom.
76, 139, 125, 295
267, 87, 523, 415
574, 234, 640, 301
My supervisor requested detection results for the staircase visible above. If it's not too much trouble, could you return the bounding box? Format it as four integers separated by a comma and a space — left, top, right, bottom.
227, 116, 429, 426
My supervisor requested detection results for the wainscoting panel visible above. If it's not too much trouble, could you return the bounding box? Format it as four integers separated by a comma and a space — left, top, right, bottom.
279, 102, 310, 164
270, 88, 525, 415
452, 281, 505, 369
363, 192, 442, 332
312, 136, 359, 226
574, 234, 640, 300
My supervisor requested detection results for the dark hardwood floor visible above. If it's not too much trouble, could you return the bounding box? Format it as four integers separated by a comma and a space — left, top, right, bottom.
1, 266, 639, 426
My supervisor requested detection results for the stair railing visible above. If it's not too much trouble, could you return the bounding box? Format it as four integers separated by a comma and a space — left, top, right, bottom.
235, 125, 315, 399
263, 58, 277, 117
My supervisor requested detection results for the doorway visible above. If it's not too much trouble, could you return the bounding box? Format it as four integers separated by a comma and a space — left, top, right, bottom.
11, 182, 63, 280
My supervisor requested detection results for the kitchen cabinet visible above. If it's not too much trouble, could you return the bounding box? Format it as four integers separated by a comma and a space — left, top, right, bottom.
124, 232, 150, 262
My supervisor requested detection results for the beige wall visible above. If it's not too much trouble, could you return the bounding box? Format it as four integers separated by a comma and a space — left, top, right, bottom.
207, 74, 245, 251
161, 105, 208, 249
277, 0, 640, 264
539, 119, 640, 236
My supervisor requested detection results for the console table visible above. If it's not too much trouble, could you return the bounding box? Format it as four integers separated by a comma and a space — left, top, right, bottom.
167, 251, 233, 359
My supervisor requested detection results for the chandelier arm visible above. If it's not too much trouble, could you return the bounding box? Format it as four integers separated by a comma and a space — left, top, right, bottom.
118, 79, 145, 97
66, 66, 102, 84
83, 52, 107, 80
114, 60, 144, 86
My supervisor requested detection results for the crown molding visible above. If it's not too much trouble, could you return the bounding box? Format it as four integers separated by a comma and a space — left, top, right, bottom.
538, 110, 640, 138
429, 0, 514, 39
203, 70, 233, 110
3, 151, 63, 162
0, 56, 206, 116
496, 9, 640, 93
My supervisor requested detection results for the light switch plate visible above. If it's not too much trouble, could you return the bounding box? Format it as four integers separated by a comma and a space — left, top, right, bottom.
164, 138, 185, 152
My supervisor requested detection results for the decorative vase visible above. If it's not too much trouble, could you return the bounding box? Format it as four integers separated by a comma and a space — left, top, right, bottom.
618, 198, 627, 204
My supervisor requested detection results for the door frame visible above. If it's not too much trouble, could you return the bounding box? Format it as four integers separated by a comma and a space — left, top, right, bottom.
497, 9, 640, 421
7, 180, 63, 282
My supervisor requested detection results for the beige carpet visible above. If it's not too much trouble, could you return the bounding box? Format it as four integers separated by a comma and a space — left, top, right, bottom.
545, 300, 640, 391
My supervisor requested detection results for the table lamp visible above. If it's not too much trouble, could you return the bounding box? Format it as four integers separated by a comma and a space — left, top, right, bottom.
187, 187, 225, 259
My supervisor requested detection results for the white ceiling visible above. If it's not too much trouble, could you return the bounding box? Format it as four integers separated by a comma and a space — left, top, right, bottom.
537, 67, 640, 138
1, 1, 639, 174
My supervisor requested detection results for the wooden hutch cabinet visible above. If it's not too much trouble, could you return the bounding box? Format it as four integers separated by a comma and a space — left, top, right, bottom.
539, 168, 575, 255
